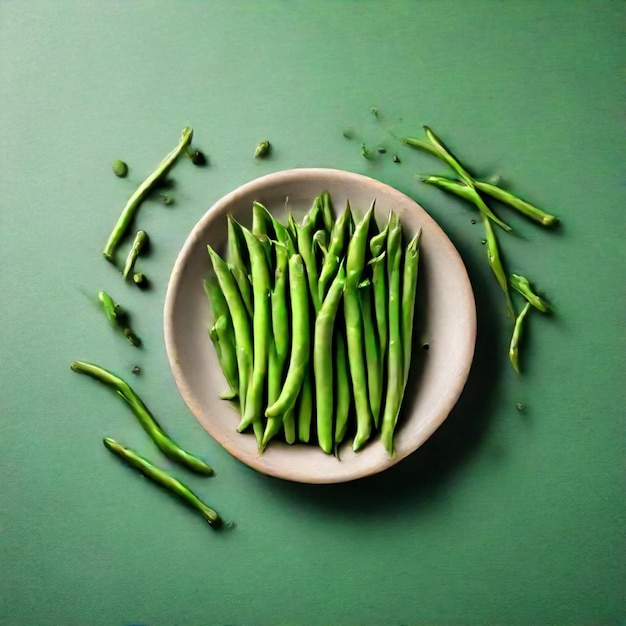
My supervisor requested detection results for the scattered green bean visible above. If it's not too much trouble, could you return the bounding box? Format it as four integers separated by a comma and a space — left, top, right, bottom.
509, 302, 531, 374
98, 290, 141, 347
510, 273, 551, 313
103, 438, 221, 528
71, 361, 213, 475
103, 127, 193, 262
123, 230, 149, 280
481, 213, 514, 317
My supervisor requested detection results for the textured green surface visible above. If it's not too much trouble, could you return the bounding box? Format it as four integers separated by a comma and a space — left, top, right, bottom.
1, 2, 624, 625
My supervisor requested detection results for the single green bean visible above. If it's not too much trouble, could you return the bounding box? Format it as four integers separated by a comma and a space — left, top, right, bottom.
103, 127, 193, 262
369, 220, 388, 257
103, 438, 221, 528
370, 251, 388, 366
401, 230, 422, 379
204, 277, 229, 321
481, 213, 514, 317
283, 408, 296, 444
238, 228, 272, 446
98, 290, 141, 347
422, 175, 512, 233
122, 230, 149, 279
261, 244, 291, 449
297, 369, 314, 443
210, 315, 239, 400
318, 204, 352, 301
252, 201, 272, 237
358, 280, 382, 429
333, 331, 352, 448
474, 181, 558, 227
320, 191, 335, 235
207, 246, 253, 414
380, 216, 404, 457
509, 302, 531, 374
266, 255, 310, 419
297, 213, 322, 313
509, 273, 551, 313
314, 266, 346, 453
227, 217, 253, 318
345, 206, 375, 451
71, 361, 213, 475
423, 126, 475, 188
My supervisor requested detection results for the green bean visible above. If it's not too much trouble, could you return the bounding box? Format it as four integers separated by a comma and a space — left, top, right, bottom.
261, 244, 291, 449
103, 438, 221, 528
98, 290, 141, 347
320, 191, 335, 235
481, 213, 514, 317
283, 408, 296, 444
71, 361, 214, 475
204, 277, 229, 321
423, 126, 475, 188
358, 280, 382, 429
333, 331, 352, 448
509, 273, 551, 313
422, 175, 512, 233
297, 212, 322, 312
370, 251, 388, 366
369, 220, 388, 257
380, 216, 403, 457
122, 230, 149, 280
266, 255, 310, 419
227, 217, 253, 318
474, 181, 558, 227
237, 227, 272, 445
314, 266, 346, 453
313, 230, 328, 257
345, 205, 374, 451
318, 204, 352, 301
209, 316, 239, 400
509, 302, 531, 374
402, 137, 441, 158
297, 369, 314, 443
402, 230, 422, 379
252, 201, 272, 237
207, 246, 253, 414
103, 127, 193, 262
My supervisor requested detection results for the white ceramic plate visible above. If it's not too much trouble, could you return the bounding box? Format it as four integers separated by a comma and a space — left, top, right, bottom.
164, 168, 476, 483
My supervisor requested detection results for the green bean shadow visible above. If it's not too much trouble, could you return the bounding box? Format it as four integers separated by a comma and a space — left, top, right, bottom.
250, 217, 505, 518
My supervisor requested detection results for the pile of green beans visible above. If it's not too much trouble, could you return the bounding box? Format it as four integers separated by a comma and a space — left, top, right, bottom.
206, 192, 421, 457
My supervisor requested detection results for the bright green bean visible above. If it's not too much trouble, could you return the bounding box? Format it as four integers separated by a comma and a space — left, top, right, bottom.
380, 216, 404, 457
207, 246, 253, 414
423, 125, 475, 187
261, 244, 291, 449
122, 230, 149, 280
509, 273, 551, 313
98, 290, 141, 347
509, 302, 531, 374
318, 204, 352, 301
481, 213, 514, 317
297, 213, 322, 313
71, 361, 214, 475
370, 251, 388, 366
297, 369, 314, 443
401, 230, 422, 379
314, 266, 346, 453
238, 227, 272, 445
283, 408, 296, 444
320, 190, 335, 235
103, 127, 193, 262
369, 220, 388, 257
474, 181, 558, 227
103, 438, 221, 528
345, 206, 374, 451
422, 175, 512, 233
266, 255, 310, 419
358, 281, 382, 429
204, 277, 229, 322
333, 331, 352, 448
210, 315, 239, 400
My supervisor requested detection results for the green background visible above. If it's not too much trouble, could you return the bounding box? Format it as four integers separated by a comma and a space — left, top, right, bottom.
1, 2, 624, 625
